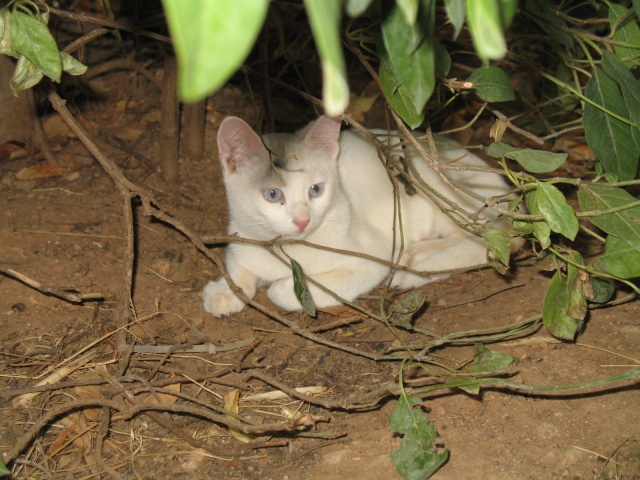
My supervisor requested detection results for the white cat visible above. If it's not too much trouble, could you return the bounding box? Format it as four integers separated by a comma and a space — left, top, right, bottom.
203, 115, 513, 316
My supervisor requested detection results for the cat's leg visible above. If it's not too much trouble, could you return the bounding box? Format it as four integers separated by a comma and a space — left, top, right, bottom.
392, 235, 487, 289
267, 263, 388, 310
203, 256, 258, 316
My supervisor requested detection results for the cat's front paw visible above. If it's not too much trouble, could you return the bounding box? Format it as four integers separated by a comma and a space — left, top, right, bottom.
267, 278, 304, 311
203, 279, 245, 317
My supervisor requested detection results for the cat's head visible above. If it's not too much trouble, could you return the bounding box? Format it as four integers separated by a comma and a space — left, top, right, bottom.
216, 115, 344, 240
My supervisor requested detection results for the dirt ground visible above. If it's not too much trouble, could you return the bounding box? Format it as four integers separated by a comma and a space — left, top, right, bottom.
1, 64, 639, 480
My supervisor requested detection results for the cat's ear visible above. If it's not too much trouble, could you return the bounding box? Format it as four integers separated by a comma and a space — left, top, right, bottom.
217, 117, 267, 174
302, 115, 341, 160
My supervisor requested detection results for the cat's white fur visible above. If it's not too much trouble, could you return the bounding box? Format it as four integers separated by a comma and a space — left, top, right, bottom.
203, 116, 512, 316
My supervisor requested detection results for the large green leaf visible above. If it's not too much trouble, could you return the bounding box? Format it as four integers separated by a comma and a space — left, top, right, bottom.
487, 141, 567, 173
583, 68, 639, 181
535, 182, 579, 241
598, 235, 640, 279
11, 10, 61, 82
601, 51, 640, 128
381, 0, 435, 114
162, 0, 269, 103
467, 66, 514, 103
379, 61, 425, 128
465, 0, 507, 60
390, 394, 449, 479
304, 0, 349, 115
609, 3, 640, 67
578, 183, 640, 251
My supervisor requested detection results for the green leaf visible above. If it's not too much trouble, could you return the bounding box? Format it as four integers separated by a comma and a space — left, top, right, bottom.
487, 141, 567, 173
10, 55, 44, 93
481, 227, 511, 267
345, 0, 376, 17
304, 0, 349, 115
433, 41, 451, 78
387, 290, 426, 329
0, 457, 8, 476
465, 344, 515, 373
162, 0, 269, 103
609, 3, 640, 67
523, 0, 574, 49
0, 8, 12, 56
542, 270, 580, 340
381, 0, 435, 114
535, 182, 579, 241
390, 394, 449, 479
467, 66, 515, 103
61, 52, 87, 76
601, 51, 640, 127
443, 0, 465, 39
589, 276, 615, 304
597, 235, 640, 279
508, 150, 567, 174
291, 258, 316, 317
11, 10, 61, 82
396, 0, 419, 25
584, 68, 639, 181
578, 183, 640, 251
379, 61, 425, 128
465, 0, 507, 60
525, 191, 551, 249
634, 0, 640, 17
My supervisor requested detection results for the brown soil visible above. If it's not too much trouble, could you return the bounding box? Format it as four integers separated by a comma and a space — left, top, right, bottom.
0, 68, 639, 480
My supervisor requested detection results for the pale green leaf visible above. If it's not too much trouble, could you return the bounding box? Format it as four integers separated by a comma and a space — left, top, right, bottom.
542, 271, 580, 340
390, 394, 449, 479
583, 68, 639, 181
345, 0, 376, 17
304, 0, 349, 115
465, 0, 506, 60
598, 235, 640, 279
162, 0, 269, 103
466, 344, 515, 373
0, 8, 12, 56
61, 52, 87, 76
10, 55, 44, 93
525, 191, 551, 249
578, 183, 640, 251
444, 0, 465, 39
396, 0, 419, 25
379, 61, 425, 128
11, 10, 61, 82
381, 0, 435, 113
487, 141, 567, 173
467, 66, 514, 103
481, 227, 511, 267
535, 182, 579, 241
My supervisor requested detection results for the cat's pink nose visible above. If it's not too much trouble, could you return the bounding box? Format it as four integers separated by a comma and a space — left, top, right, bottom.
294, 219, 310, 231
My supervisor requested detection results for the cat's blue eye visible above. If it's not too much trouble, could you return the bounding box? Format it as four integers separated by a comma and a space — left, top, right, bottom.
263, 188, 283, 202
309, 183, 324, 198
